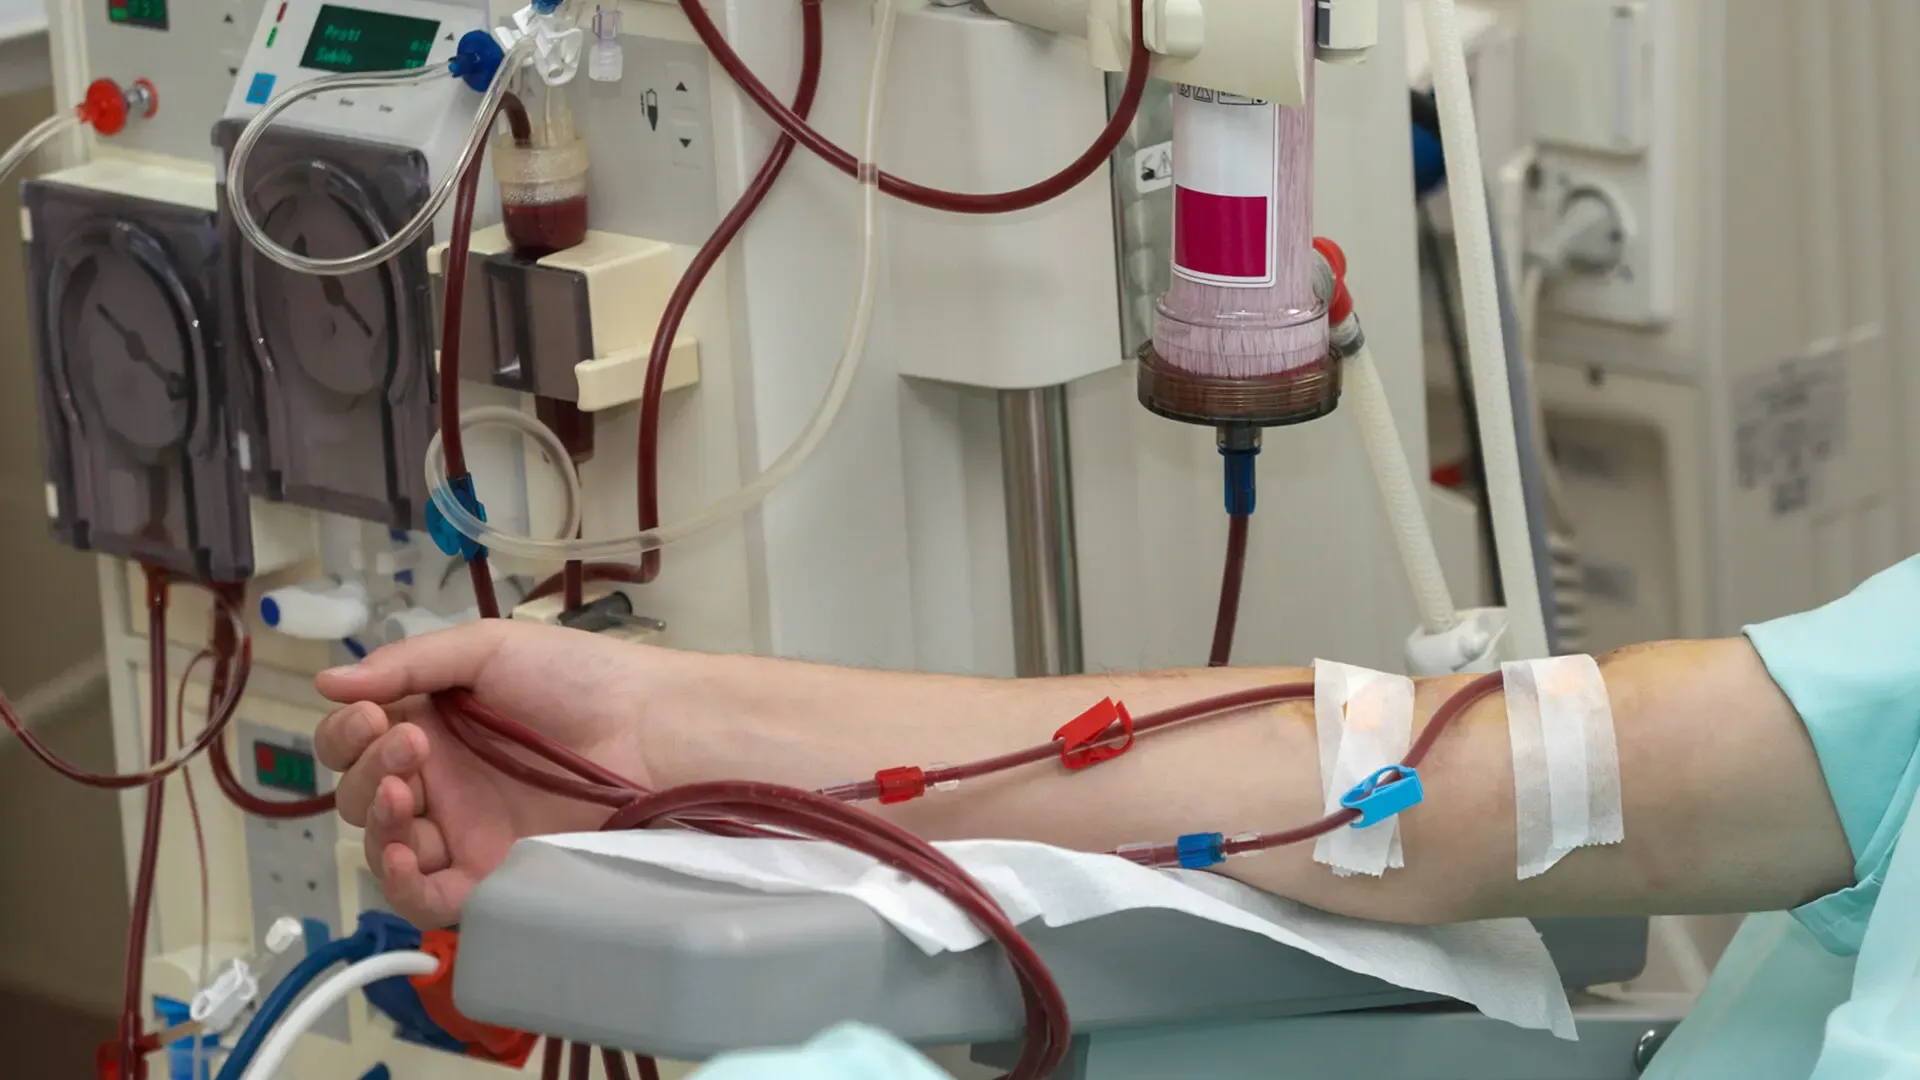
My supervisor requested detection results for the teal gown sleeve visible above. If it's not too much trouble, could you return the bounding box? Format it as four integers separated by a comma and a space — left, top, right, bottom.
1642, 556, 1920, 1079
1744, 555, 1920, 956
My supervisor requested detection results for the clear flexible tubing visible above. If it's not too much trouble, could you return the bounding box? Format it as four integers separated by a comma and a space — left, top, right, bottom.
1421, 0, 1549, 660
424, 1, 897, 563
0, 112, 79, 188
454, 405, 586, 542
225, 41, 532, 278
239, 951, 441, 1080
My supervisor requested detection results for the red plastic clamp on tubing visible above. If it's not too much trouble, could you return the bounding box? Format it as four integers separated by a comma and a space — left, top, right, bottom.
1314, 237, 1353, 325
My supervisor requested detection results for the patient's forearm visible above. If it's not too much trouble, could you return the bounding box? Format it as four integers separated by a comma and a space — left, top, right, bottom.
657, 639, 1853, 924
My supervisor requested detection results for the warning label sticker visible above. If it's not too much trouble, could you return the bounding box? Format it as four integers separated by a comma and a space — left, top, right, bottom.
1734, 351, 1848, 518
1171, 84, 1277, 288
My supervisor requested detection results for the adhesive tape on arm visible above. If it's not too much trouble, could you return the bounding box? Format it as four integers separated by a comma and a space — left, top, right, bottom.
1312, 660, 1417, 877
1502, 656, 1624, 880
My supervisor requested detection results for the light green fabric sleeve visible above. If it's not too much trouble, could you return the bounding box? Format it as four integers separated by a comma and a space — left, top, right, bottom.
1744, 556, 1920, 956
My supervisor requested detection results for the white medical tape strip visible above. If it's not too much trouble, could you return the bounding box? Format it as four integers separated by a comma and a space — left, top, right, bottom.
1502, 655, 1624, 880
1312, 660, 1416, 877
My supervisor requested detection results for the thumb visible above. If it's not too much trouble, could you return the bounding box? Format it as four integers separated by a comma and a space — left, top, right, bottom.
316, 620, 511, 704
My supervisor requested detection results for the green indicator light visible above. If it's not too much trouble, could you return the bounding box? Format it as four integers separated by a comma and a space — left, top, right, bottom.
266, 27, 278, 48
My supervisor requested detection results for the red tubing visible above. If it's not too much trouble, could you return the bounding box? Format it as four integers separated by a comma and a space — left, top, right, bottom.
118, 567, 169, 1076
437, 109, 503, 620
674, 0, 1150, 215
1208, 515, 1251, 667
635, 1056, 662, 1080
633, 0, 825, 586
541, 1037, 563, 1080
205, 583, 334, 819
567, 1042, 591, 1080
601, 782, 1072, 1079
601, 1048, 632, 1080
0, 582, 251, 790
1218, 671, 1507, 860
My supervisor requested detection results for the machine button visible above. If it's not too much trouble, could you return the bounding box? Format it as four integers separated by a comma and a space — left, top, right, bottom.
667, 62, 702, 107
668, 119, 703, 166
245, 72, 277, 106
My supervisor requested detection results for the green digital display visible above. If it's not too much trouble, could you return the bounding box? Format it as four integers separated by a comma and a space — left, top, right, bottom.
254, 740, 319, 798
300, 5, 441, 74
107, 0, 168, 31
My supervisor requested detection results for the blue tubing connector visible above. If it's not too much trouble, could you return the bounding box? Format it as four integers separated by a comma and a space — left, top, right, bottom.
450, 31, 506, 93
1221, 447, 1260, 517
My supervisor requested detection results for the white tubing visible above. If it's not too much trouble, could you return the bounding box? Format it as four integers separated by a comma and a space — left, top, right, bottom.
1421, 0, 1549, 660
425, 0, 900, 563
241, 951, 441, 1080
1346, 342, 1458, 636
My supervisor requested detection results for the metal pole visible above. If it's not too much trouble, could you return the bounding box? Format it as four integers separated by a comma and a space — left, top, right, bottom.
998, 386, 1085, 677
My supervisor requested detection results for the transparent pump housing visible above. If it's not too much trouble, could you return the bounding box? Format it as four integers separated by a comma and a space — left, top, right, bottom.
494, 73, 590, 260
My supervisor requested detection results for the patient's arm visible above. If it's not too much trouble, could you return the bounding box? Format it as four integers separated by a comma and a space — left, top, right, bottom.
316, 624, 1852, 928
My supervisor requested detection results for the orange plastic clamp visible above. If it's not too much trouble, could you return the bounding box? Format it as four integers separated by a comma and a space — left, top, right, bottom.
411, 931, 541, 1067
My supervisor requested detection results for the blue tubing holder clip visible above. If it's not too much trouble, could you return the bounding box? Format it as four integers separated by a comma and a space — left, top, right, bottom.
1340, 766, 1424, 829
426, 474, 488, 562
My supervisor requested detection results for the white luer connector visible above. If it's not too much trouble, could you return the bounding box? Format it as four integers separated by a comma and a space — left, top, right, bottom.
190, 959, 260, 1035
496, 5, 586, 86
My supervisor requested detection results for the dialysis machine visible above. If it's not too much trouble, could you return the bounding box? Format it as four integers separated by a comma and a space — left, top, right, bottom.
9, 0, 1705, 1076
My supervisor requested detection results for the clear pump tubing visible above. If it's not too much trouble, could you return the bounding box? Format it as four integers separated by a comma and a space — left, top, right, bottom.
226, 42, 533, 278
0, 113, 80, 188
425, 406, 585, 542
426, 3, 896, 563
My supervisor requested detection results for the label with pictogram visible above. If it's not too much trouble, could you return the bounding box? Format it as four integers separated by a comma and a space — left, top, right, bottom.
1172, 85, 1278, 288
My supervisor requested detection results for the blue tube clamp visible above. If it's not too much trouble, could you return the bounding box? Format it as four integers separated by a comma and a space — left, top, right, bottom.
425, 474, 488, 562
1340, 766, 1424, 829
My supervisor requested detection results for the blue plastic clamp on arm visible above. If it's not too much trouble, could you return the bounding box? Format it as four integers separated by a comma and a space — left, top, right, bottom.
1340, 765, 1425, 829
214, 935, 377, 1080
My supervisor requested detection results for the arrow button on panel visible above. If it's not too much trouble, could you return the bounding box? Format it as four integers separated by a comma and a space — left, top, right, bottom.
668, 119, 704, 166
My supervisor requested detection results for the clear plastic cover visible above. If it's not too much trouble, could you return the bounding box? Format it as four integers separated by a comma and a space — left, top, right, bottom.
25, 180, 254, 581
216, 119, 438, 530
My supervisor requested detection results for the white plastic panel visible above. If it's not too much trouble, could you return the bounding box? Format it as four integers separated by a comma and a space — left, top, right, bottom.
82, 0, 265, 164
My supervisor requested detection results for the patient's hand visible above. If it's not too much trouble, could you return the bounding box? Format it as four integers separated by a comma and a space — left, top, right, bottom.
315, 621, 671, 927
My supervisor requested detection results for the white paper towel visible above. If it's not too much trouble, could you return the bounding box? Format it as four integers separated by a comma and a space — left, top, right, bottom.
533, 832, 1577, 1039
